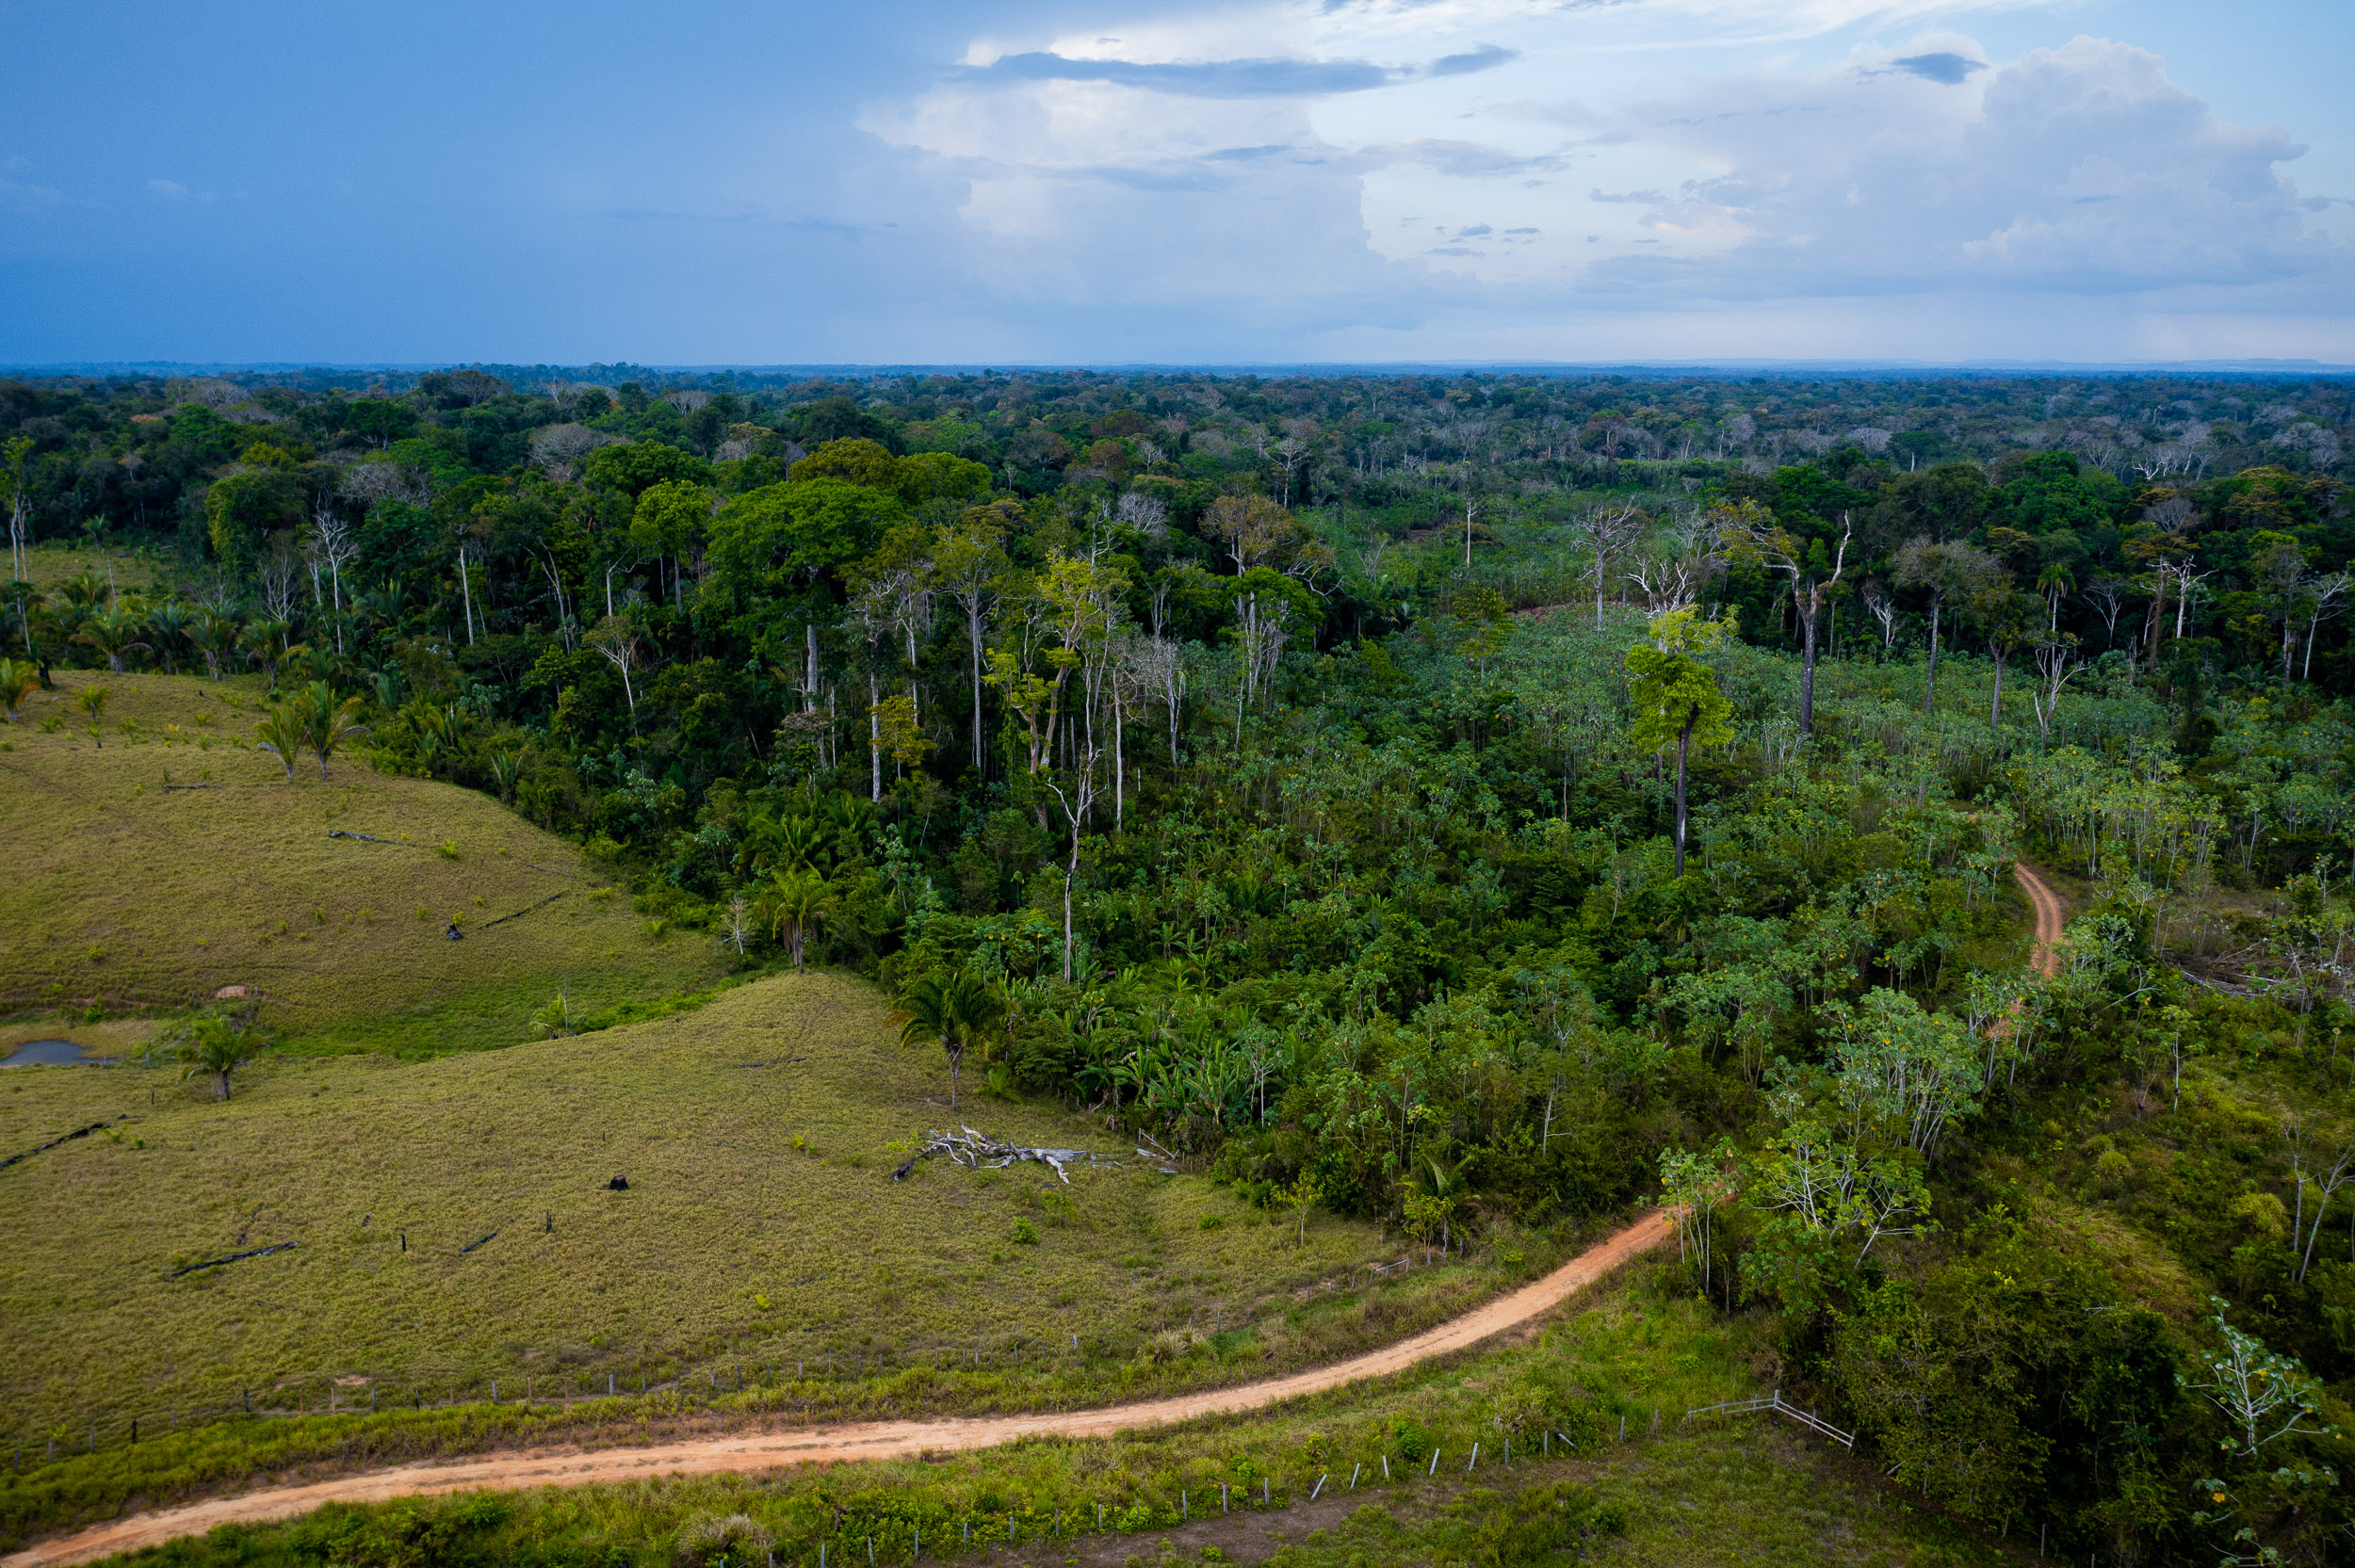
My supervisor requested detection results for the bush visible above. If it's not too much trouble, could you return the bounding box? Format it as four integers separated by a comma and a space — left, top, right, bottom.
675, 1511, 772, 1566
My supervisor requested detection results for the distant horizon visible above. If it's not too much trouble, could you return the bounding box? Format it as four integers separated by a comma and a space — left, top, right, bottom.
9, 358, 2355, 381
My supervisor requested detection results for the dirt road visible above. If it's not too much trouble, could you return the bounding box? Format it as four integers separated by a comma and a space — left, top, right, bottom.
5, 1212, 1676, 1567
2012, 859, 2067, 977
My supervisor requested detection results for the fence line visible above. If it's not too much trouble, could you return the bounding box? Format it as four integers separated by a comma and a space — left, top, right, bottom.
1683, 1389, 1856, 1449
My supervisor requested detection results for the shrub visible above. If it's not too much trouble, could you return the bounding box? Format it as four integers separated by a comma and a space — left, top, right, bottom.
675, 1512, 772, 1567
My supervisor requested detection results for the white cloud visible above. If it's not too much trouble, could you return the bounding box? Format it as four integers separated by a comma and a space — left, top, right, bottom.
861, 0, 2350, 356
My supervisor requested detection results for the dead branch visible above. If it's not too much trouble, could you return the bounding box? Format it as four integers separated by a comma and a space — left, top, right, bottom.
892, 1125, 1121, 1184
478, 893, 564, 929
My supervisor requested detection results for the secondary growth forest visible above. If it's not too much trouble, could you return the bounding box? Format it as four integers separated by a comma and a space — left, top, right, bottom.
8, 364, 2355, 1564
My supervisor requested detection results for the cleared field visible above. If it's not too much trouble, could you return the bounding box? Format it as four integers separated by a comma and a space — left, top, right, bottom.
0, 969, 1442, 1454
14, 542, 173, 596
0, 669, 721, 1054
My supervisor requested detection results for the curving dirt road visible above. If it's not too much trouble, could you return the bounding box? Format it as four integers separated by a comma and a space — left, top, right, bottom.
2012, 859, 2067, 978
5, 1213, 1677, 1567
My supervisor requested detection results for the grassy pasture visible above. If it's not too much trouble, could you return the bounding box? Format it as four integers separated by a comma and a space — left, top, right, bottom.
14, 541, 175, 596
0, 668, 721, 1054
0, 968, 1480, 1460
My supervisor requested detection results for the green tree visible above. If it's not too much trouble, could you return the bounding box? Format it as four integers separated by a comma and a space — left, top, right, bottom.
298, 682, 370, 779
1405, 1150, 1474, 1252
1284, 1168, 1324, 1247
178, 1014, 254, 1101
1659, 1140, 1739, 1291
3, 433, 32, 582
582, 440, 710, 499
69, 605, 153, 673
759, 865, 833, 969
1969, 586, 2040, 730
1624, 606, 1735, 875
628, 478, 716, 612
74, 684, 108, 748
0, 656, 35, 722
2184, 1297, 2338, 1459
896, 965, 1003, 1110
1890, 539, 1998, 717
254, 704, 309, 782
188, 608, 242, 681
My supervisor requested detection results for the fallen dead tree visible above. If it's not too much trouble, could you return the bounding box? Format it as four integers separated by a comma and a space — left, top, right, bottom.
0, 1115, 127, 1173
165, 1239, 298, 1280
478, 892, 564, 929
892, 1125, 1120, 1185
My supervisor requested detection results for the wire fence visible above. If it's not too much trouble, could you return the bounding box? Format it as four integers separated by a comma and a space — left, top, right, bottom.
1683, 1389, 1856, 1449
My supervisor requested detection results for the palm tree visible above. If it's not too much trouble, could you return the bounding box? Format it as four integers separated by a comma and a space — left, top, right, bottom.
298, 682, 369, 779
2035, 559, 2076, 634
189, 608, 242, 681
0, 656, 35, 723
758, 865, 833, 969
146, 599, 194, 673
1413, 1150, 1477, 1253
179, 1014, 252, 1101
74, 684, 108, 748
240, 619, 294, 689
897, 966, 1002, 1110
254, 704, 309, 782
70, 606, 153, 672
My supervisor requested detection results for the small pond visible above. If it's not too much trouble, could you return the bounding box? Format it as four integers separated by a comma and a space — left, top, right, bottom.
1, 1040, 92, 1067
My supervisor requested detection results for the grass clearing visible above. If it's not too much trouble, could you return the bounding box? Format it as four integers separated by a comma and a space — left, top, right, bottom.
14, 542, 176, 597
0, 968, 1529, 1502
0, 669, 721, 1054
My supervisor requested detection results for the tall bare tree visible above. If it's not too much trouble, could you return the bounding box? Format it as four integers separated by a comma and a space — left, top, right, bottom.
934, 518, 1009, 772
1573, 501, 1648, 630
1716, 502, 1851, 736
1892, 538, 2000, 717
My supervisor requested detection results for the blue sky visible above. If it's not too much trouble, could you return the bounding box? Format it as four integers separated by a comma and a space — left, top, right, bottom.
2, 0, 2349, 365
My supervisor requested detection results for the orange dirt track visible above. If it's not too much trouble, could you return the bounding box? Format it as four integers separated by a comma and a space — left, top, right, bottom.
5, 1214, 1677, 1567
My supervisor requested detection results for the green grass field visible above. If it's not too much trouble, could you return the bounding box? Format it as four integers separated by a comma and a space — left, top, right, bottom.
14, 541, 175, 596
0, 965, 1506, 1459
0, 669, 722, 1054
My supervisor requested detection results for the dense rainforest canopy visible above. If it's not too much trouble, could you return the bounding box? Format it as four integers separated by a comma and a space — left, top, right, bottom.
8, 362, 2355, 1563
